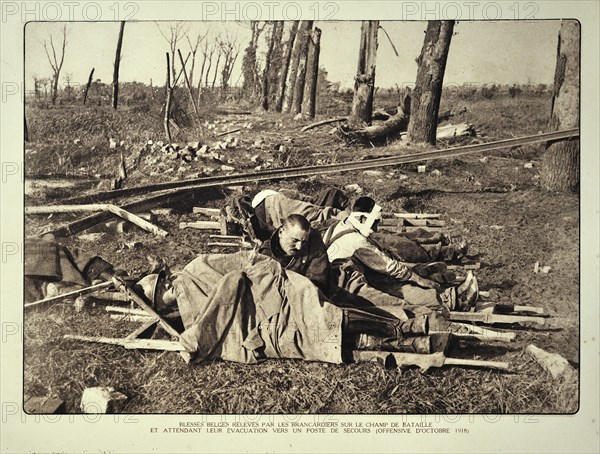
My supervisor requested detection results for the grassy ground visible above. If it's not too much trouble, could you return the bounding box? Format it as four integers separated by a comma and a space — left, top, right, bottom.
24, 91, 579, 414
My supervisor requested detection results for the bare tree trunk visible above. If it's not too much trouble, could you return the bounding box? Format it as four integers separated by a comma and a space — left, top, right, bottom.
282, 21, 312, 113
178, 49, 200, 121
348, 21, 379, 129
275, 21, 299, 112
291, 22, 314, 115
112, 21, 125, 110
261, 22, 278, 110
266, 21, 285, 110
406, 20, 455, 146
302, 27, 321, 118
211, 52, 222, 89
83, 68, 94, 105
164, 53, 172, 142
541, 20, 580, 192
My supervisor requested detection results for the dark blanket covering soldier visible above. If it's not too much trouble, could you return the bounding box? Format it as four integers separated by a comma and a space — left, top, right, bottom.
147, 251, 434, 364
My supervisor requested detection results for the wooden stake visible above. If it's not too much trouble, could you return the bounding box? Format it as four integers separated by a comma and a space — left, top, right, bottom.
63, 334, 186, 351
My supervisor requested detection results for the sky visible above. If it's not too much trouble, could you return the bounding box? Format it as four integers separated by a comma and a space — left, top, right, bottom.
24, 20, 561, 92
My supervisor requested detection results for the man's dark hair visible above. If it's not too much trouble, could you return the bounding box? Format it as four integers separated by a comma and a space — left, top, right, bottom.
353, 196, 376, 213
282, 214, 311, 231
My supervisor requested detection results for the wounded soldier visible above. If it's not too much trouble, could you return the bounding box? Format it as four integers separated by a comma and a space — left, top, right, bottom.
323, 197, 479, 313
225, 188, 468, 264
138, 250, 437, 365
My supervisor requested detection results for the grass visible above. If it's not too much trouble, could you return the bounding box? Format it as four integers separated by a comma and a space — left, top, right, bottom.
23, 91, 579, 414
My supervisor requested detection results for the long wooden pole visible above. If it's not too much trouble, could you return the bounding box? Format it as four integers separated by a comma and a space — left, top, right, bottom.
177, 49, 200, 120
25, 281, 113, 309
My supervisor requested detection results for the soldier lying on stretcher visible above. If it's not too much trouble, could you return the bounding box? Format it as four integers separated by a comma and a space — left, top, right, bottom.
223, 187, 469, 266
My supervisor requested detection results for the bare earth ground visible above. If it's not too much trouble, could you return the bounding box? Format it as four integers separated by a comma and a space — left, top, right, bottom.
23, 93, 579, 413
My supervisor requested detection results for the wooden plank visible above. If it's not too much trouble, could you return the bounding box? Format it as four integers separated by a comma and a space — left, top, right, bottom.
448, 311, 546, 325
63, 334, 187, 351
444, 357, 511, 371
106, 306, 150, 316
447, 262, 481, 271
193, 207, 221, 216
43, 187, 205, 237
388, 212, 442, 220
180, 221, 220, 230
105, 205, 168, 237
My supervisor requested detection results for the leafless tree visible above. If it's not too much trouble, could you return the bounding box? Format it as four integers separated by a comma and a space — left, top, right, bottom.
218, 31, 241, 96
43, 24, 68, 104
186, 26, 210, 90
241, 21, 266, 99
112, 21, 125, 109
157, 22, 188, 82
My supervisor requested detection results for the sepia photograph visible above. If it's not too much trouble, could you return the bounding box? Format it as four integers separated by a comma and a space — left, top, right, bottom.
2, 1, 599, 453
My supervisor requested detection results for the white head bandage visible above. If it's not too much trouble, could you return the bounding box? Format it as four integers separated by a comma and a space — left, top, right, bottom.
347, 204, 382, 237
251, 189, 279, 208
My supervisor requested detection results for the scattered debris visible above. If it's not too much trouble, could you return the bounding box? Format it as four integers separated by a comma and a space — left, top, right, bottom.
125, 241, 143, 250
344, 183, 363, 194
479, 157, 488, 163
81, 387, 128, 414
363, 170, 384, 177
524, 162, 535, 169
526, 344, 574, 379
534, 261, 552, 274
73, 139, 81, 145
151, 208, 174, 216
417, 165, 427, 173
109, 138, 117, 149
430, 169, 442, 177
74, 296, 87, 312
221, 164, 235, 172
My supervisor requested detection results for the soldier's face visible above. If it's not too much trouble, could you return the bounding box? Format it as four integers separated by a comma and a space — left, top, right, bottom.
279, 224, 309, 256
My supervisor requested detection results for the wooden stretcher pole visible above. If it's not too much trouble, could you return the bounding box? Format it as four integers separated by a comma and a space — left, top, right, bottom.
25, 281, 113, 309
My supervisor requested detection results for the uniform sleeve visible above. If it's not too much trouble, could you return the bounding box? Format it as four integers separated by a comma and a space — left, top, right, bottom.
305, 230, 332, 296
352, 239, 412, 281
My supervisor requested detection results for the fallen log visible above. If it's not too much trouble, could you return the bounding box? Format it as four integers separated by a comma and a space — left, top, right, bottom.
343, 93, 410, 142
301, 116, 348, 132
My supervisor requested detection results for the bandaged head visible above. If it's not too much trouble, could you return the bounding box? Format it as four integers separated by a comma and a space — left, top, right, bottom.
348, 196, 382, 237
251, 189, 279, 208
